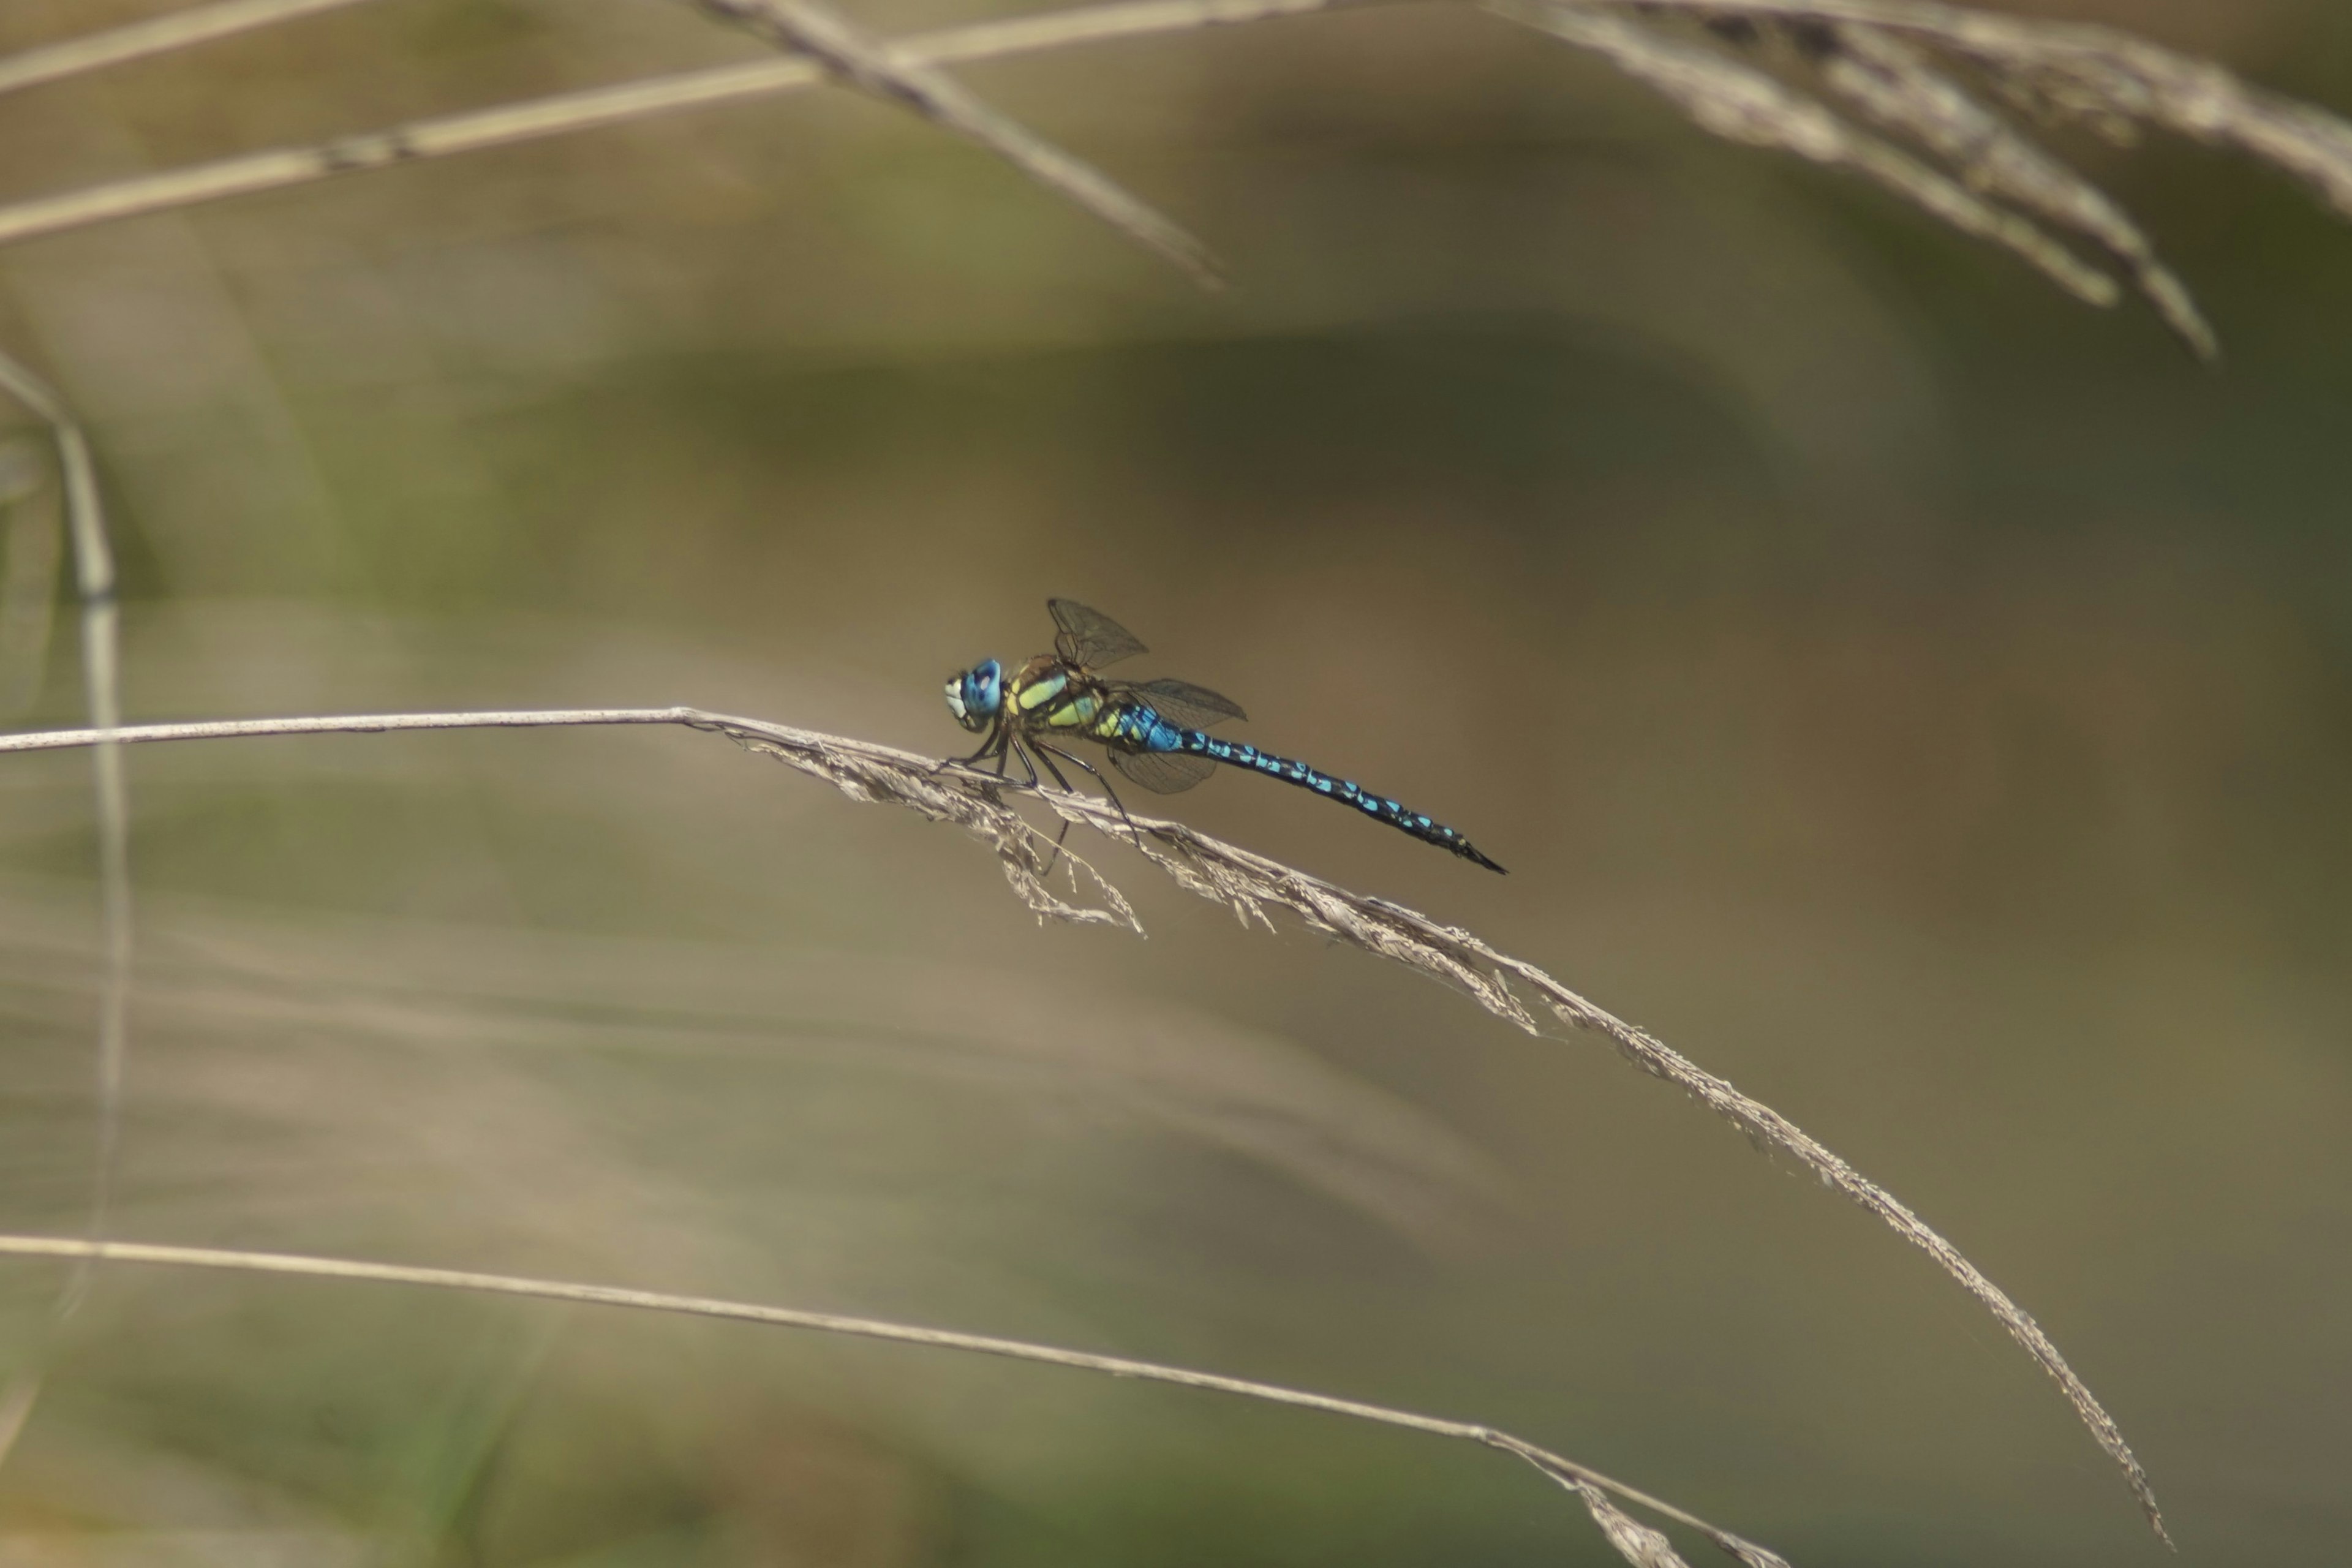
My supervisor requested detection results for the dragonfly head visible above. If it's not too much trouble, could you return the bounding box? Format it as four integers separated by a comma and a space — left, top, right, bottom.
944, 657, 1004, 732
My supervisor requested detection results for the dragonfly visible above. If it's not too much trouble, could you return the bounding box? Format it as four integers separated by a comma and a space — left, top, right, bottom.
943, 598, 1504, 873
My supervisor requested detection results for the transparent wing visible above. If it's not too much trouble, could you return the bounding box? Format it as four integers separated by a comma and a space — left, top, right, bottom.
1112, 749, 1218, 794
1124, 677, 1247, 729
1049, 598, 1148, 668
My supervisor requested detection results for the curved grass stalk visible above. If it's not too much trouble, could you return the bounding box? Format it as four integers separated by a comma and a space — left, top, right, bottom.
0, 704, 2166, 1540
0, 353, 132, 1469
0, 1232, 1787, 1568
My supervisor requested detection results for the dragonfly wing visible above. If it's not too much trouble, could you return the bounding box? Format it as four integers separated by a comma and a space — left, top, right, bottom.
1126, 677, 1247, 729
1112, 749, 1218, 794
1049, 599, 1148, 668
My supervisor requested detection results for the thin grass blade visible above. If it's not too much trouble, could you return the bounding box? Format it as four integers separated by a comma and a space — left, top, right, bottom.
0, 1232, 1774, 1565
692, 0, 1221, 283
0, 351, 132, 1474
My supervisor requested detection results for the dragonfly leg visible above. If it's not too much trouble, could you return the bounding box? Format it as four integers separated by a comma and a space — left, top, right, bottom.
1027, 741, 1070, 794
937, 726, 1008, 774
1005, 736, 1041, 788
1036, 742, 1144, 853
1021, 740, 1078, 881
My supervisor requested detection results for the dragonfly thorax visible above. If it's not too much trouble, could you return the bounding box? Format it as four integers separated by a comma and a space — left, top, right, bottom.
943, 657, 1004, 732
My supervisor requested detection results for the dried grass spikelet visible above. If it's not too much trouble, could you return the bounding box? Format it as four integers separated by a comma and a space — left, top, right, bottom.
1776, 19, 2214, 354
1488, 0, 2352, 358
709, 709, 2171, 1542
1496, 2, 2128, 314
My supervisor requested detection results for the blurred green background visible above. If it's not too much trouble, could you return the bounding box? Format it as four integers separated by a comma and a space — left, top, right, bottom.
0, 0, 2346, 1562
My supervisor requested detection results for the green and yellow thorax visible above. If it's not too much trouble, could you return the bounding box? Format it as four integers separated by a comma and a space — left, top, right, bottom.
1004, 655, 1134, 744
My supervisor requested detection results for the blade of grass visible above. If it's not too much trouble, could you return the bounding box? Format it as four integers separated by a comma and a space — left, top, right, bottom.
690, 0, 1220, 283
0, 704, 2162, 1539
0, 1232, 1784, 1568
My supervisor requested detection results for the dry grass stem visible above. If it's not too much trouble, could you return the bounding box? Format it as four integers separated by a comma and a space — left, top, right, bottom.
0, 1232, 1785, 1568
690, 0, 1221, 284
0, 0, 380, 99
0, 0, 2345, 352
0, 0, 1345, 254
0, 352, 132, 1470
0, 704, 2163, 1540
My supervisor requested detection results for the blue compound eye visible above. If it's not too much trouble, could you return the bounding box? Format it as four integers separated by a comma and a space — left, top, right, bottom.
944, 658, 1003, 732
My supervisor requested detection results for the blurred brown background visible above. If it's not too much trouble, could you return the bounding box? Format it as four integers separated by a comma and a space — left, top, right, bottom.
0, 0, 2346, 1562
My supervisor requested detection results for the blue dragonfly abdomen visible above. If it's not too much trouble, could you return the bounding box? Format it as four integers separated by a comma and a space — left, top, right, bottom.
1078, 694, 1503, 872
1160, 722, 1502, 873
